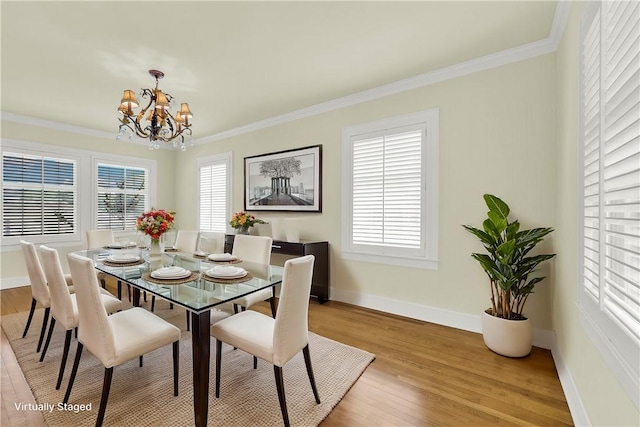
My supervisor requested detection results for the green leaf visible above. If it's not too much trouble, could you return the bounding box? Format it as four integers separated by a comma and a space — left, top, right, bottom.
484, 194, 510, 219
462, 225, 496, 246
496, 239, 516, 264
506, 221, 520, 240
488, 211, 507, 234
483, 218, 500, 241
471, 253, 500, 281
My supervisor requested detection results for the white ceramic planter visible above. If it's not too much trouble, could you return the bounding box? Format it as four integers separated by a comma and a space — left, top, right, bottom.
481, 310, 532, 357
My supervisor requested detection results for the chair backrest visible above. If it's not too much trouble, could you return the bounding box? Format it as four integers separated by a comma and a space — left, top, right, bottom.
231, 235, 273, 264
174, 230, 200, 252
40, 246, 76, 329
20, 240, 51, 306
272, 255, 315, 366
67, 253, 115, 366
86, 230, 114, 249
199, 232, 225, 253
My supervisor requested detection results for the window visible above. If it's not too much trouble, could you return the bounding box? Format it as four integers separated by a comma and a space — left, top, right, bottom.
96, 163, 149, 231
579, 0, 639, 407
342, 109, 439, 269
2, 151, 77, 242
198, 153, 232, 233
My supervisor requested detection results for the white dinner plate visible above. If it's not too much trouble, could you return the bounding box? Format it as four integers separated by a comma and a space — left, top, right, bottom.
205, 266, 247, 279
207, 253, 237, 262
107, 254, 140, 263
151, 266, 191, 279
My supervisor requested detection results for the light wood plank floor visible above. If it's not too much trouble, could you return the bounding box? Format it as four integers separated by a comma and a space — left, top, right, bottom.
1, 282, 573, 426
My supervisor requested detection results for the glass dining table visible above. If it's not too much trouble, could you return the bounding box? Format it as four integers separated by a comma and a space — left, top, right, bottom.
72, 248, 284, 427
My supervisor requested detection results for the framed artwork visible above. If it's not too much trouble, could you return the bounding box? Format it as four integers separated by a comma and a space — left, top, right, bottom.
244, 145, 322, 212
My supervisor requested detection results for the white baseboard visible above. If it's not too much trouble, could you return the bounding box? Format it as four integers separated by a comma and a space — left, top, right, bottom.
330, 286, 554, 349
0, 277, 29, 290
551, 335, 591, 426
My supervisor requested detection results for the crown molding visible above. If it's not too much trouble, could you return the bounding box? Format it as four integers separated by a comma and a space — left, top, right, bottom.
2, 1, 571, 146
199, 1, 571, 143
0, 112, 174, 149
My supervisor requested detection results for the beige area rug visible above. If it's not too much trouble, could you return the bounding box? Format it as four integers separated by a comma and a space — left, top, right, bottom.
1, 303, 374, 427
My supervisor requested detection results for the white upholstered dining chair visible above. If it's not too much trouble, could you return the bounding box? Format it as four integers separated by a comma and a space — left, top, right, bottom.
86, 229, 114, 249
210, 255, 320, 427
86, 229, 113, 290
64, 253, 181, 427
230, 235, 276, 316
19, 240, 73, 353
173, 230, 200, 252
38, 245, 122, 390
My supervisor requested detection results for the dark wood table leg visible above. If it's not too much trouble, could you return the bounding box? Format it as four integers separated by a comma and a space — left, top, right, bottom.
132, 288, 141, 307
191, 311, 210, 427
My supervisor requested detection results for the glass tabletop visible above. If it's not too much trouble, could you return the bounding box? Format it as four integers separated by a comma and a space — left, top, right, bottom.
74, 249, 283, 314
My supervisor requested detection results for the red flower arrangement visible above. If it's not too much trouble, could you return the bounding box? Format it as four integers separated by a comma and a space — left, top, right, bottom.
136, 209, 175, 241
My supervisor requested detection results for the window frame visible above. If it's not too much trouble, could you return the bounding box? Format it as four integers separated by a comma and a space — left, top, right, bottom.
1, 139, 81, 246
197, 152, 233, 234
577, 0, 640, 409
0, 139, 157, 250
341, 108, 439, 269
93, 159, 152, 232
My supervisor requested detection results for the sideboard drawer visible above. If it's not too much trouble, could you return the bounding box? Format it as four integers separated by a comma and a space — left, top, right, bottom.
271, 241, 304, 256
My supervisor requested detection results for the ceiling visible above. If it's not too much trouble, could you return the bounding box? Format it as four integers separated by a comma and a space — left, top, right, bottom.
1, 1, 557, 141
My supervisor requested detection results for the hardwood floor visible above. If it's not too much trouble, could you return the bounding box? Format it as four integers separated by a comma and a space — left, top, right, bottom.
1, 282, 573, 426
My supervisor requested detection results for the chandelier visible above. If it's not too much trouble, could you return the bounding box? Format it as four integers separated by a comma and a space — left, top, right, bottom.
117, 69, 194, 151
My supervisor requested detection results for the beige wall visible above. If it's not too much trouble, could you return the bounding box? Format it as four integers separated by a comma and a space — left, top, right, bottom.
0, 120, 176, 281
175, 54, 557, 331
554, 2, 639, 425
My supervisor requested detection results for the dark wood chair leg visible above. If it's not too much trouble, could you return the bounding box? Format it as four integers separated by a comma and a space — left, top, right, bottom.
127, 284, 131, 302
22, 298, 37, 338
269, 296, 277, 318
302, 345, 321, 404
215, 339, 222, 398
233, 304, 239, 314
139, 356, 143, 367
143, 291, 147, 302
151, 296, 155, 312
36, 307, 50, 353
273, 365, 290, 427
241, 306, 246, 312
117, 281, 122, 300
96, 367, 114, 427
75, 327, 78, 338
169, 303, 173, 310
186, 312, 190, 331
39, 318, 57, 362
63, 342, 84, 404
173, 341, 179, 396
253, 356, 257, 369
55, 329, 73, 390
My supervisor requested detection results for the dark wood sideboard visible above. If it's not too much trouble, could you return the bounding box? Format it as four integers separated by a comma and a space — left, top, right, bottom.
224, 234, 329, 303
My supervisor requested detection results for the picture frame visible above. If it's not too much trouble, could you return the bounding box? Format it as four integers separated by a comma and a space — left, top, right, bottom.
244, 145, 322, 212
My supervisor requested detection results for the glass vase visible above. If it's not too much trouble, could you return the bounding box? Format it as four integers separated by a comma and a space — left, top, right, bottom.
149, 236, 165, 255
236, 227, 250, 235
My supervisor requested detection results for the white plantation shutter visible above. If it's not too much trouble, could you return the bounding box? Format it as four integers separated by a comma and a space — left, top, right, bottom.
2, 152, 76, 237
343, 109, 438, 269
96, 163, 148, 231
198, 153, 231, 233
579, 0, 640, 406
352, 127, 423, 250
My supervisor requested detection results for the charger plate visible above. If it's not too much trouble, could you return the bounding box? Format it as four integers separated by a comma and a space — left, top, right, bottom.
201, 271, 253, 284
210, 258, 242, 264
142, 271, 199, 285
103, 259, 145, 267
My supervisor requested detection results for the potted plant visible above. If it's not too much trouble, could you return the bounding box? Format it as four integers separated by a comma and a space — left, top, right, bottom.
463, 194, 555, 357
229, 211, 266, 235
